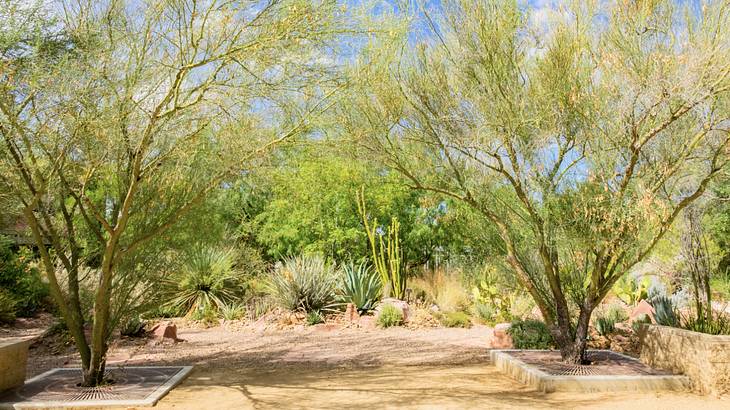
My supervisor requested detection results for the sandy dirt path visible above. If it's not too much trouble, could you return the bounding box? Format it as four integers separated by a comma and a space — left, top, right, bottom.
25, 324, 730, 409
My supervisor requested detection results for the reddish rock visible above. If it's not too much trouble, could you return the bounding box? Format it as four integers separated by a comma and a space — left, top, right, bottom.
149, 321, 184, 343
345, 303, 361, 323
629, 300, 655, 324
488, 323, 513, 349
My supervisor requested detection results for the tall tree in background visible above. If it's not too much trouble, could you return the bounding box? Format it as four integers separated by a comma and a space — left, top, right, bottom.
0, 0, 355, 385
343, 0, 730, 363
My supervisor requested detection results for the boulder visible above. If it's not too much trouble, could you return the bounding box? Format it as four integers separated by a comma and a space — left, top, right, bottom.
488, 323, 513, 349
629, 299, 655, 324
149, 321, 184, 343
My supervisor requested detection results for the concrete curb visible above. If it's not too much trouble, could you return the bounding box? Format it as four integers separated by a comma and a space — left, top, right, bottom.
490, 349, 690, 393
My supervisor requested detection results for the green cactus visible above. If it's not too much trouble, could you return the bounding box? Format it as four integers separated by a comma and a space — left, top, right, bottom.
357, 188, 406, 299
652, 296, 679, 327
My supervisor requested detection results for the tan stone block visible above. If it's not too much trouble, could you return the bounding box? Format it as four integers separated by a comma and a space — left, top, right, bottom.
0, 338, 31, 392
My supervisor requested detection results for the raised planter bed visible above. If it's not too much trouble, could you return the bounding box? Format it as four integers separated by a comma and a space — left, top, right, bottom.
491, 349, 689, 393
0, 338, 32, 392
639, 324, 730, 396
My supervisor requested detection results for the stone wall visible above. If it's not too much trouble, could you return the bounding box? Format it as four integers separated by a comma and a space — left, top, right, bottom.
639, 324, 730, 396
0, 338, 31, 392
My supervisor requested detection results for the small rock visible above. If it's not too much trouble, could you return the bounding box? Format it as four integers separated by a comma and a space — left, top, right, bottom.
345, 303, 360, 323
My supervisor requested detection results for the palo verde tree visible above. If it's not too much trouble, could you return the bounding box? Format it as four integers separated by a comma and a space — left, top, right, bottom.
341, 0, 730, 363
0, 0, 355, 385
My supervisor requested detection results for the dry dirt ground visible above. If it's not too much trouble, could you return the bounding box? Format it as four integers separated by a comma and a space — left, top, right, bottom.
15, 320, 730, 409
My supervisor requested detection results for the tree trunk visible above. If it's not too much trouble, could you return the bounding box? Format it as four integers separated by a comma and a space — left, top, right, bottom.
554, 303, 593, 364
82, 355, 107, 387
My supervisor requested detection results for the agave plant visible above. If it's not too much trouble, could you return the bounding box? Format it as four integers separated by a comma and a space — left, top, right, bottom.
165, 247, 242, 317
266, 255, 339, 312
652, 296, 680, 327
340, 262, 382, 314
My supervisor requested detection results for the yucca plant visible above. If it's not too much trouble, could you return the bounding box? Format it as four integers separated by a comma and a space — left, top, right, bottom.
165, 247, 242, 317
340, 262, 382, 314
652, 296, 679, 327
267, 255, 339, 312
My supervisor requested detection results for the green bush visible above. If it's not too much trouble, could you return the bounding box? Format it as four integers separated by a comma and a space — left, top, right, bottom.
340, 262, 382, 313
165, 247, 243, 317
306, 310, 324, 325
266, 255, 339, 312
606, 304, 628, 323
595, 315, 615, 336
219, 302, 245, 320
439, 311, 472, 328
119, 315, 146, 337
507, 319, 554, 349
0, 237, 49, 316
682, 311, 730, 335
377, 304, 403, 328
0, 289, 17, 324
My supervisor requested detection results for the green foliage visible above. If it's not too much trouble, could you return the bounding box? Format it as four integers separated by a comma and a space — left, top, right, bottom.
219, 302, 246, 321
165, 247, 243, 317
340, 262, 382, 313
507, 320, 555, 349
469, 263, 522, 323
438, 311, 472, 328
632, 314, 652, 333
191, 306, 219, 326
681, 311, 730, 335
358, 188, 406, 299
595, 316, 615, 336
606, 304, 629, 323
0, 237, 49, 316
266, 255, 339, 312
306, 310, 324, 325
412, 268, 469, 313
376, 304, 403, 328
0, 289, 17, 324
613, 275, 650, 306
652, 296, 679, 327
119, 315, 146, 337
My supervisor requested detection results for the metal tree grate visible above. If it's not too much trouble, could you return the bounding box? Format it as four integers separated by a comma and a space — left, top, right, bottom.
0, 367, 186, 404
552, 365, 601, 376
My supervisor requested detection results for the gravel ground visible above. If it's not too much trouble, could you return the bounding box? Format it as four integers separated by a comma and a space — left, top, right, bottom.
17, 321, 730, 409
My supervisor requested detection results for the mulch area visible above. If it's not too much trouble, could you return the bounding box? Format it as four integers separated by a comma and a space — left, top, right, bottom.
508, 350, 673, 376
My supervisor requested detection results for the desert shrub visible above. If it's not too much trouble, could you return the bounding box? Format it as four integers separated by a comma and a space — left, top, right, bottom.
0, 289, 17, 324
377, 304, 403, 328
632, 313, 652, 333
119, 315, 146, 337
266, 255, 339, 312
439, 311, 472, 328
595, 315, 615, 336
191, 305, 219, 326
473, 302, 497, 324
340, 262, 382, 313
682, 310, 730, 335
165, 247, 243, 317
652, 296, 679, 327
0, 237, 49, 316
306, 310, 324, 325
606, 304, 629, 323
613, 274, 650, 306
507, 319, 554, 349
219, 302, 245, 320
411, 268, 469, 312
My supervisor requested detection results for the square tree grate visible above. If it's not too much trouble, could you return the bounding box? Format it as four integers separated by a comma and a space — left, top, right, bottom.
0, 366, 192, 408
